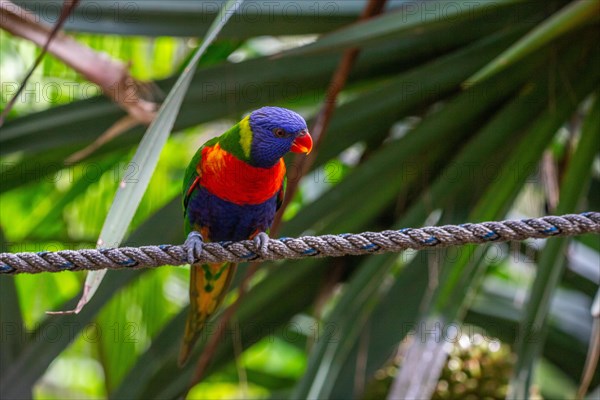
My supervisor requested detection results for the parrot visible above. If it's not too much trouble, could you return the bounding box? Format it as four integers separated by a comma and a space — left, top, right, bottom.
178, 106, 313, 366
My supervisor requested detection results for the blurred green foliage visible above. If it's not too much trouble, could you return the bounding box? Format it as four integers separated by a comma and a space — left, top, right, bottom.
1, 1, 598, 399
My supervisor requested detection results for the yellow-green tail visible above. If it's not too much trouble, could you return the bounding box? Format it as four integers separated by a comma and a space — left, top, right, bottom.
178, 262, 236, 366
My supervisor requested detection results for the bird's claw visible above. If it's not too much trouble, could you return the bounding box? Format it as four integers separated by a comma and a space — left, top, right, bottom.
253, 232, 270, 256
184, 231, 204, 264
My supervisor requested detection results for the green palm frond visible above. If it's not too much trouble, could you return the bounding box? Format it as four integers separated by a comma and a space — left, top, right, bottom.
1, 1, 598, 399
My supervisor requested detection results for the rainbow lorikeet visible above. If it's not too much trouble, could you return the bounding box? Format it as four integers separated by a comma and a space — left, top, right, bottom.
179, 106, 313, 365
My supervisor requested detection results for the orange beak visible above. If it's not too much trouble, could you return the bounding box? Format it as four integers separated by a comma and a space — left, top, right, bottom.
291, 131, 313, 154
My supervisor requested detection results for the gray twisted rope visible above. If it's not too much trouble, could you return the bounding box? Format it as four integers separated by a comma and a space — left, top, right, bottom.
2, 212, 599, 275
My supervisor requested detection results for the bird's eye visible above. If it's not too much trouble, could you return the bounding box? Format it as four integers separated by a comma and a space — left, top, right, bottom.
273, 128, 286, 138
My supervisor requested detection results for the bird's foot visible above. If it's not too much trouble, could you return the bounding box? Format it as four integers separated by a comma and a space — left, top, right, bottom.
252, 232, 270, 256
184, 231, 204, 264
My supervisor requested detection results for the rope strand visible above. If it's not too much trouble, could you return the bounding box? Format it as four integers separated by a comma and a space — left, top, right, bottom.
2, 212, 598, 275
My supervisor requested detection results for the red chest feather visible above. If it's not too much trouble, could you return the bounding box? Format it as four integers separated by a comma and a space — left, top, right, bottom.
199, 144, 285, 205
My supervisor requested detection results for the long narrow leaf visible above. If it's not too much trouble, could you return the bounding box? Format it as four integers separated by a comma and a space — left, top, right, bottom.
466, 0, 600, 86
312, 24, 532, 169
0, 228, 27, 397
111, 257, 325, 399
58, 0, 243, 314
291, 255, 399, 400
282, 0, 521, 56
0, 268, 143, 399
467, 276, 592, 380
508, 93, 600, 399
12, 0, 387, 37
290, 32, 552, 399
111, 58, 533, 392
390, 39, 600, 400
25, 154, 124, 239
0, 195, 184, 399
0, 3, 537, 162
284, 36, 547, 237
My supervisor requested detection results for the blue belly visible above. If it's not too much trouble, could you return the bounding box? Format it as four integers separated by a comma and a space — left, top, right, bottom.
186, 187, 277, 242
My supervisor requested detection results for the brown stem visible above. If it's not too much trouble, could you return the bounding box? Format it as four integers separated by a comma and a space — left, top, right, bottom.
0, 0, 156, 126
0, 0, 79, 125
271, 0, 387, 235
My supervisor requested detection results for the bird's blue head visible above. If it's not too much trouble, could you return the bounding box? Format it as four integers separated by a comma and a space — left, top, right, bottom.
248, 106, 313, 168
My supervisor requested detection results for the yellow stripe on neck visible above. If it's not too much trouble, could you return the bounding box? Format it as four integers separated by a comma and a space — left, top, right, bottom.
239, 116, 252, 159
